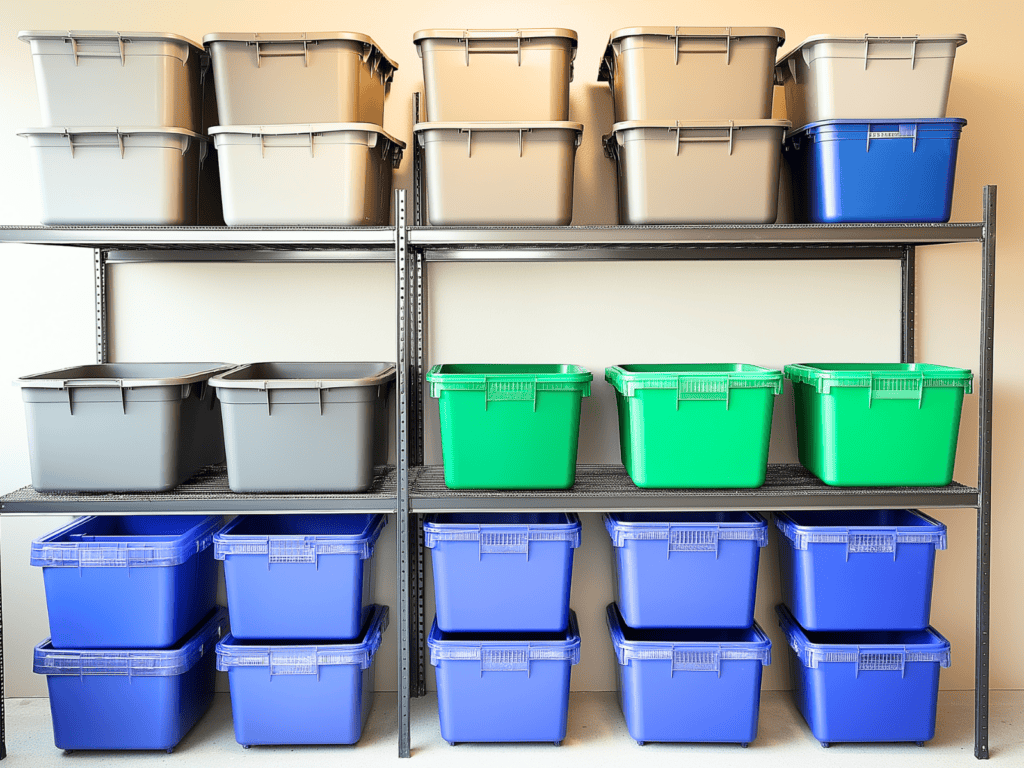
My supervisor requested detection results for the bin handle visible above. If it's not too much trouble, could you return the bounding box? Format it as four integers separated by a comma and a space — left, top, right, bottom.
857, 648, 907, 678
464, 32, 523, 66
65, 31, 127, 66
672, 121, 735, 156
673, 26, 732, 65
865, 123, 918, 153
672, 647, 722, 677
862, 33, 919, 70
258, 132, 317, 159
253, 38, 309, 67
866, 372, 925, 408
481, 647, 531, 675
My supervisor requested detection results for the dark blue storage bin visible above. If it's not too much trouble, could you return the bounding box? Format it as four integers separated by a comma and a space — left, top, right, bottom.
605, 512, 767, 628
777, 604, 950, 746
424, 513, 581, 632
217, 605, 388, 747
31, 515, 222, 649
34, 607, 227, 752
784, 118, 966, 223
214, 513, 387, 640
607, 603, 770, 745
429, 611, 580, 745
775, 509, 946, 631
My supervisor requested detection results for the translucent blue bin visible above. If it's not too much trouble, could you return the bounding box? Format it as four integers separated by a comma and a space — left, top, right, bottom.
607, 603, 771, 745
777, 604, 951, 747
605, 512, 767, 628
784, 118, 966, 223
424, 513, 581, 632
31, 515, 222, 649
775, 509, 946, 631
214, 513, 387, 640
34, 607, 227, 752
217, 605, 388, 747
429, 611, 580, 745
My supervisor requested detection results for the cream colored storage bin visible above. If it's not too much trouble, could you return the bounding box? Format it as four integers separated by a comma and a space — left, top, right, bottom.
598, 27, 785, 121
414, 29, 577, 121
776, 34, 967, 130
204, 32, 397, 126
210, 123, 404, 226
604, 120, 790, 225
21, 127, 208, 225
416, 122, 583, 226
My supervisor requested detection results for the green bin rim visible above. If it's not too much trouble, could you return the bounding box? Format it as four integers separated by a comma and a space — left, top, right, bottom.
606, 363, 782, 396
784, 363, 973, 394
427, 364, 593, 398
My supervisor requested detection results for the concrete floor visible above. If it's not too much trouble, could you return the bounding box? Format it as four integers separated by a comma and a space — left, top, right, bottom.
3, 690, 1022, 766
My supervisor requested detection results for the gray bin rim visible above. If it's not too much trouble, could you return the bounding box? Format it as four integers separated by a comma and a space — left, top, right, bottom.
415, 121, 583, 133
777, 33, 967, 68
19, 29, 204, 50
202, 31, 398, 74
413, 28, 578, 45
19, 125, 208, 141
210, 362, 397, 390
209, 122, 406, 149
16, 363, 234, 390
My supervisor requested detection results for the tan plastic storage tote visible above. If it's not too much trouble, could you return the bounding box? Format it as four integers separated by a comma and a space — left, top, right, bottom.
414, 29, 577, 121
204, 32, 397, 126
599, 27, 785, 121
604, 120, 790, 225
416, 122, 583, 226
210, 123, 404, 226
776, 34, 967, 130
20, 30, 207, 132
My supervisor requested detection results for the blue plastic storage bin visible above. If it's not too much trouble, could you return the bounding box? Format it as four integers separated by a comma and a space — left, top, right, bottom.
217, 605, 388, 747
777, 604, 950, 746
429, 611, 580, 745
784, 118, 966, 223
214, 513, 387, 640
34, 606, 227, 752
31, 515, 222, 649
424, 513, 581, 632
605, 512, 767, 628
775, 509, 946, 631
607, 603, 770, 745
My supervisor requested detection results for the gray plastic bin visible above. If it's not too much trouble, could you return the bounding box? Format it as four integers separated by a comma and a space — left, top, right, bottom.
20, 127, 212, 226
776, 35, 967, 130
415, 121, 583, 226
19, 30, 207, 132
604, 120, 790, 224
414, 29, 577, 121
599, 27, 785, 122
17, 363, 233, 492
210, 363, 396, 493
209, 123, 404, 226
204, 32, 397, 126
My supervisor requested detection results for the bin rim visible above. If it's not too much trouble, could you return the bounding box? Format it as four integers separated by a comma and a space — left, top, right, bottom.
606, 363, 783, 397
773, 508, 947, 551
16, 362, 232, 390
19, 29, 204, 50
428, 610, 581, 666
784, 362, 973, 394
603, 511, 768, 548
209, 362, 396, 391
414, 121, 583, 134
777, 33, 967, 69
18, 126, 209, 141
786, 117, 967, 141
423, 512, 582, 549
214, 513, 389, 560
608, 118, 791, 134
202, 31, 398, 73
208, 122, 406, 149
413, 28, 578, 45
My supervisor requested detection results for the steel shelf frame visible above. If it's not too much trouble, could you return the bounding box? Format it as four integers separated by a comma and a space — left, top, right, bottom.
406, 99, 995, 758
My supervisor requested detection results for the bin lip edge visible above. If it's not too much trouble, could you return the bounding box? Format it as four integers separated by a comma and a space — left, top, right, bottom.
785, 117, 968, 140
607, 119, 791, 137
427, 610, 581, 658
783, 362, 973, 381
413, 28, 578, 45
606, 26, 786, 45
214, 513, 388, 551
777, 33, 968, 68
210, 362, 396, 390
19, 29, 204, 50
18, 126, 210, 141
208, 123, 407, 149
606, 603, 772, 660
202, 31, 398, 72
426, 363, 592, 382
414, 121, 584, 134
16, 362, 233, 389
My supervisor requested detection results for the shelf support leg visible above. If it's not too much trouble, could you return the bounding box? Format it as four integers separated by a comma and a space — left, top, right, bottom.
0, 539, 6, 760
901, 245, 916, 363
94, 249, 108, 364
413, 92, 425, 227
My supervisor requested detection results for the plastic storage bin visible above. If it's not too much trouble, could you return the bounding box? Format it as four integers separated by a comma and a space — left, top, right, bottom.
429, 611, 581, 745
414, 29, 578, 121
20, 127, 212, 226
203, 32, 397, 126
217, 605, 388, 746
415, 122, 583, 226
209, 123, 404, 226
210, 362, 395, 493
427, 364, 593, 489
776, 35, 967, 131
607, 364, 783, 488
604, 512, 767, 628
599, 27, 785, 122
32, 515, 222, 649
424, 513, 581, 632
774, 509, 946, 631
17, 363, 231, 492
19, 30, 207, 132
34, 607, 227, 752
607, 603, 771, 745
604, 120, 790, 224
215, 513, 387, 640
785, 118, 966, 224
777, 604, 950, 746
785, 363, 973, 486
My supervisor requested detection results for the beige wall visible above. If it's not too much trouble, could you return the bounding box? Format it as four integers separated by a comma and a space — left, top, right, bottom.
1, 0, 1021, 698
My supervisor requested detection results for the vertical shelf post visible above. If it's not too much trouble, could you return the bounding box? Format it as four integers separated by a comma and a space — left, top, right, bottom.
901, 245, 916, 363
94, 249, 108, 363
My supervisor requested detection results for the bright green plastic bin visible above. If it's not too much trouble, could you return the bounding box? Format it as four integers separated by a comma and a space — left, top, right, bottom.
606, 364, 782, 489
427, 364, 593, 490
785, 363, 973, 487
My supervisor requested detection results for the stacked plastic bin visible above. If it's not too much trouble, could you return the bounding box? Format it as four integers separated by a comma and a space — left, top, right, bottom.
203, 31, 404, 225
31, 516, 226, 752
213, 514, 389, 747
776, 34, 968, 222
413, 29, 583, 225
424, 514, 582, 745
598, 27, 790, 223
